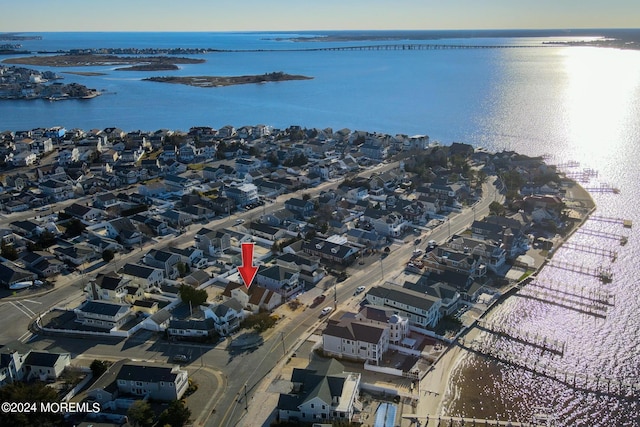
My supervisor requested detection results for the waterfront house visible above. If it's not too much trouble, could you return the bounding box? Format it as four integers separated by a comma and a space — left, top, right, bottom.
322, 318, 389, 365
366, 282, 442, 329
356, 306, 410, 346
277, 359, 361, 423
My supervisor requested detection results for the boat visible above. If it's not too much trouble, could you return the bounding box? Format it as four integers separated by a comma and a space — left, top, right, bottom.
9, 281, 33, 290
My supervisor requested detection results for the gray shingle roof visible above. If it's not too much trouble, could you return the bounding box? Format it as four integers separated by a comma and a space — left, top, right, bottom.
367, 283, 440, 311
117, 364, 178, 383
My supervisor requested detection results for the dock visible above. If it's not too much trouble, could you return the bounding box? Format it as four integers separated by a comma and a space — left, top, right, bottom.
564, 168, 599, 182
477, 318, 565, 355
527, 279, 615, 306
403, 414, 555, 426
548, 260, 613, 282
584, 183, 620, 193
575, 228, 628, 245
562, 241, 618, 262
590, 215, 633, 228
460, 337, 640, 400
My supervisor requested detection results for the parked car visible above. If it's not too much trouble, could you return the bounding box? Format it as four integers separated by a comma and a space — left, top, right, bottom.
172, 354, 189, 363
320, 307, 333, 316
355, 286, 366, 294
312, 294, 326, 307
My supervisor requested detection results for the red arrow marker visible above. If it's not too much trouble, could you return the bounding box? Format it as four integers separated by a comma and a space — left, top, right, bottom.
238, 242, 258, 289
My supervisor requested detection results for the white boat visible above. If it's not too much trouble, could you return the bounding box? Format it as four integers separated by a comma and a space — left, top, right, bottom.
9, 281, 33, 290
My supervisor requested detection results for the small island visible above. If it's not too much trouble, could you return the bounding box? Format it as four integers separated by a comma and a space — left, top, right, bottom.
143, 71, 313, 88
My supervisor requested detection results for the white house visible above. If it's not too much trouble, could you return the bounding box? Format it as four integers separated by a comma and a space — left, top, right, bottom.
366, 282, 442, 329
278, 359, 361, 423
204, 299, 245, 336
322, 318, 389, 365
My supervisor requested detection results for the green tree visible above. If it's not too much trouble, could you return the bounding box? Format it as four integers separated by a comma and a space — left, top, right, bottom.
242, 312, 278, 333
0, 382, 64, 427
89, 359, 110, 378
489, 201, 506, 216
0, 241, 18, 261
157, 399, 191, 427
179, 284, 208, 306
64, 218, 86, 238
127, 400, 155, 427
102, 249, 115, 263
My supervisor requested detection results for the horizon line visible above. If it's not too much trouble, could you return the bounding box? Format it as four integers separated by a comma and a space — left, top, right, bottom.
4, 27, 640, 34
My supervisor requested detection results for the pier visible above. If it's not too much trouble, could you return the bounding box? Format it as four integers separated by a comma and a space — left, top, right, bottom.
527, 279, 615, 306
562, 241, 618, 262
575, 228, 628, 245
590, 215, 633, 228
460, 337, 640, 400
552, 160, 580, 169
548, 260, 613, 282
584, 183, 620, 193
516, 284, 610, 318
564, 168, 599, 182
477, 319, 565, 355
403, 414, 555, 426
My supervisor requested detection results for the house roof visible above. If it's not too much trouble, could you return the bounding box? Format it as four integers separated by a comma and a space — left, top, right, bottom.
324, 319, 386, 345
64, 203, 94, 217
278, 359, 350, 412
149, 308, 171, 325
122, 263, 159, 279
117, 364, 179, 383
24, 351, 65, 368
213, 299, 243, 317
169, 318, 215, 331
95, 273, 127, 291
367, 283, 440, 311
78, 301, 130, 317
257, 265, 297, 282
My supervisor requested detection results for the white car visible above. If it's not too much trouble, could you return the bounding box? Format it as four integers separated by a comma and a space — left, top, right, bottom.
320, 307, 333, 316
355, 286, 366, 294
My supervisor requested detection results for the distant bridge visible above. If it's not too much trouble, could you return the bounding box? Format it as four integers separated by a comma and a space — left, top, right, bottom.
216, 43, 549, 53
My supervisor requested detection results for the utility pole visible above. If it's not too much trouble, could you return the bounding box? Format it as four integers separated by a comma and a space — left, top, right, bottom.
379, 257, 385, 281
334, 280, 337, 310
244, 383, 248, 411
280, 332, 286, 357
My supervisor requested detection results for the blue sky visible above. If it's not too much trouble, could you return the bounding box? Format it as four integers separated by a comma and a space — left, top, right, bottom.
1, 0, 638, 32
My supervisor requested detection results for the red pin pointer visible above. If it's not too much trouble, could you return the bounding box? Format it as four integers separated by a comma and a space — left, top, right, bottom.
238, 242, 258, 289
